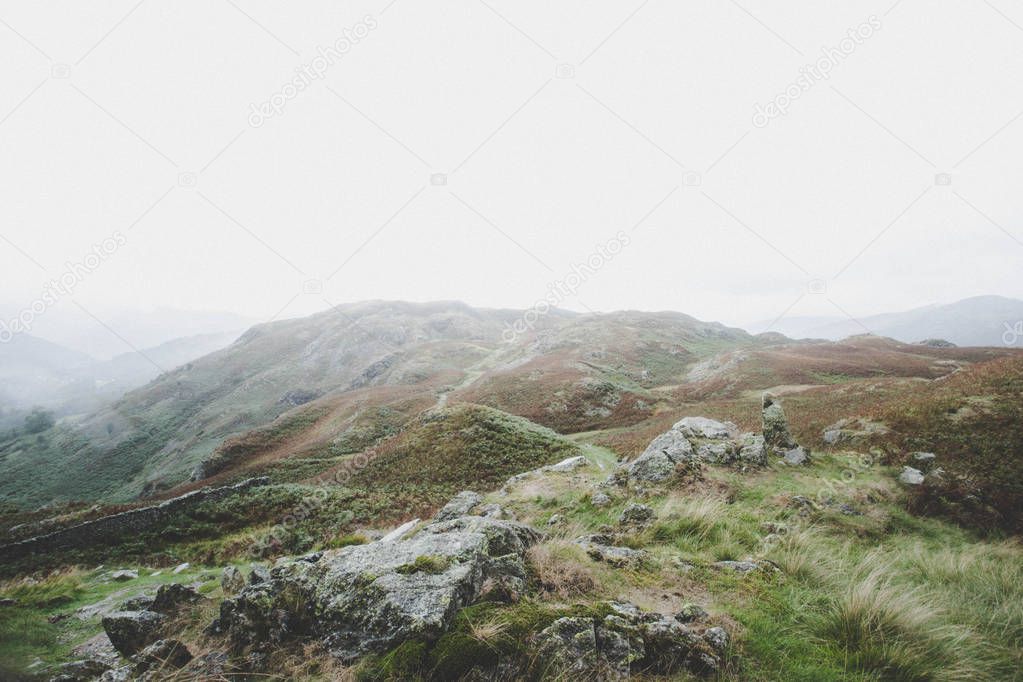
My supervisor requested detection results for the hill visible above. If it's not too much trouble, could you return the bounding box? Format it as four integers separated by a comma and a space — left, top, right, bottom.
751, 295, 1023, 347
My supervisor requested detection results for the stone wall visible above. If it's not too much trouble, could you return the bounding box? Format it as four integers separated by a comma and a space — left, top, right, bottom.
0, 477, 269, 563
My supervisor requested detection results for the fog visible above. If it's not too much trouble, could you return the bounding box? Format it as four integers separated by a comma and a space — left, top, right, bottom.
2, 0, 1021, 352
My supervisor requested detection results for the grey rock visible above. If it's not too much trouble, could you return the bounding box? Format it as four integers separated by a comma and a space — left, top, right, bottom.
546, 514, 564, 526
434, 490, 483, 521
249, 565, 271, 585
218, 514, 542, 661
704, 626, 729, 653
51, 659, 111, 682
782, 446, 809, 466
535, 617, 599, 676
546, 455, 588, 472
577, 535, 648, 568
101, 611, 165, 657
591, 490, 612, 507
737, 433, 768, 466
171, 562, 190, 575
109, 570, 137, 582
762, 394, 797, 450
673, 416, 736, 439
713, 558, 779, 575
627, 431, 696, 482
97, 666, 131, 682
379, 518, 420, 543
618, 503, 656, 526
675, 604, 709, 623
899, 466, 925, 486
151, 583, 202, 614
118, 595, 155, 612
221, 566, 245, 595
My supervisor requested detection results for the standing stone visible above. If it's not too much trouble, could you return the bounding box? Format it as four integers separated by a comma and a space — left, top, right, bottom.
762, 394, 797, 451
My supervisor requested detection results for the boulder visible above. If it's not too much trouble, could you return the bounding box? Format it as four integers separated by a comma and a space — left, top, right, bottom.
674, 416, 737, 440
591, 490, 612, 507
379, 518, 420, 543
171, 562, 190, 575
221, 566, 245, 596
618, 503, 656, 526
248, 565, 271, 585
151, 583, 202, 614
674, 604, 709, 623
899, 466, 925, 486
762, 394, 797, 450
627, 431, 696, 482
109, 570, 137, 582
625, 415, 763, 483
737, 434, 768, 466
713, 558, 778, 575
118, 595, 155, 612
781, 446, 809, 466
534, 602, 724, 679
216, 513, 543, 661
101, 611, 165, 657
50, 658, 112, 682
434, 491, 483, 521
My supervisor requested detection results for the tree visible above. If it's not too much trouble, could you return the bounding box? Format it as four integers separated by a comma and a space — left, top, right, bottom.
24, 407, 55, 434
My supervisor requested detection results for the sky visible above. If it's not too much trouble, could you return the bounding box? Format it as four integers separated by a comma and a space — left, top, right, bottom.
1, 0, 1022, 344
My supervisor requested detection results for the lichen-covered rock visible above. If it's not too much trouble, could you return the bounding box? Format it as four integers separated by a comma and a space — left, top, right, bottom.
434, 491, 483, 521
762, 394, 797, 450
535, 617, 599, 675
217, 514, 542, 661
626, 416, 768, 482
713, 558, 778, 575
591, 490, 612, 507
675, 604, 709, 623
619, 503, 655, 526
50, 658, 112, 682
547, 455, 588, 472
221, 566, 245, 595
534, 603, 724, 679
101, 611, 165, 657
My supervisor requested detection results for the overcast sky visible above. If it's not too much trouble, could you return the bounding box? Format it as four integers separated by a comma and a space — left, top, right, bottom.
2, 0, 1022, 338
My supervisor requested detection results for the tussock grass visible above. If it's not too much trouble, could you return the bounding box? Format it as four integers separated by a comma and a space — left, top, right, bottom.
0, 568, 85, 607
527, 540, 599, 599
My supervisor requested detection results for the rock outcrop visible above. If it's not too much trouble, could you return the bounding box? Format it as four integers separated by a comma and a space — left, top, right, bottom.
625, 416, 766, 482
214, 502, 543, 661
762, 394, 810, 464
536, 601, 727, 678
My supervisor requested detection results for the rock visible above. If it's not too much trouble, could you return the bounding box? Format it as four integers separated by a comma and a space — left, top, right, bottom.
97, 666, 131, 682
737, 433, 768, 466
119, 595, 155, 611
546, 514, 564, 526
248, 565, 271, 585
591, 490, 612, 507
184, 651, 229, 679
221, 566, 245, 595
912, 452, 937, 472
109, 570, 137, 582
821, 417, 888, 446
618, 503, 656, 526
713, 558, 778, 575
171, 562, 190, 575
674, 604, 709, 623
627, 430, 696, 482
535, 617, 599, 675
781, 446, 809, 466
151, 583, 202, 614
576, 535, 648, 568
0, 598, 17, 607
434, 491, 483, 521
899, 466, 925, 486
704, 626, 729, 653
101, 611, 165, 657
379, 518, 420, 543
131, 639, 192, 675
51, 658, 112, 682
217, 514, 543, 661
547, 455, 588, 472
674, 416, 737, 439
762, 394, 797, 450
534, 602, 724, 679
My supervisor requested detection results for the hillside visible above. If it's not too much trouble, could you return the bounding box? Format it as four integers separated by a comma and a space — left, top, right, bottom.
3, 301, 1023, 680
752, 295, 1023, 347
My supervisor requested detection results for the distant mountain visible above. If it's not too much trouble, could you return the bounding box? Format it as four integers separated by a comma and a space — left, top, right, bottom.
0, 305, 256, 361
749, 296, 1023, 347
0, 334, 93, 411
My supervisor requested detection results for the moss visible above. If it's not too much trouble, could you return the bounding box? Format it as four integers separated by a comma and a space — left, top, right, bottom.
395, 555, 452, 575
